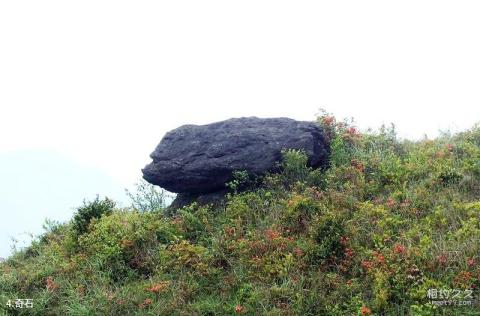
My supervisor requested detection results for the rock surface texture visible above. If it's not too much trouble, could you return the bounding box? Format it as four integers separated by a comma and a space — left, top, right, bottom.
142, 117, 329, 195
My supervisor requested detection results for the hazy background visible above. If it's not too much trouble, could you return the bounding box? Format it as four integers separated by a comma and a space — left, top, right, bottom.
1, 1, 479, 258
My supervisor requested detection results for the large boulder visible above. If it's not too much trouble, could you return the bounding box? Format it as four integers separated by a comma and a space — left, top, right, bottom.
142, 117, 329, 194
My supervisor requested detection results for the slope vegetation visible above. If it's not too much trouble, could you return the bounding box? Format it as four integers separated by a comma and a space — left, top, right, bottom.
2, 113, 480, 315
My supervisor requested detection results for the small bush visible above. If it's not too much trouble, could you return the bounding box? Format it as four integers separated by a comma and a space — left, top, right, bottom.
307, 215, 346, 264
281, 149, 310, 183
71, 196, 115, 238
226, 170, 251, 193
125, 179, 169, 212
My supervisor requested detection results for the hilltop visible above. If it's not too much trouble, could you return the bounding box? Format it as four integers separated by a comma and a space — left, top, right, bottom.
1, 112, 480, 315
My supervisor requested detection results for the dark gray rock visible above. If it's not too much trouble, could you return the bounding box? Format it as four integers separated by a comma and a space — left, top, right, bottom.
142, 117, 329, 194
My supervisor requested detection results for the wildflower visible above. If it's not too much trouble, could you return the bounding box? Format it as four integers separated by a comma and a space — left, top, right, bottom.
350, 159, 365, 172
435, 150, 445, 158
345, 248, 354, 259
234, 304, 244, 314
146, 281, 170, 294
293, 247, 304, 257
265, 229, 280, 241
120, 239, 134, 248
139, 298, 153, 309
446, 144, 454, 152
360, 305, 372, 315
347, 127, 357, 135
340, 236, 349, 246
322, 116, 334, 126
393, 244, 406, 255
454, 271, 473, 287
361, 260, 374, 271
343, 126, 361, 142
467, 258, 475, 267
386, 198, 396, 208
373, 251, 385, 264
46, 276, 59, 292
224, 227, 235, 237
437, 254, 447, 265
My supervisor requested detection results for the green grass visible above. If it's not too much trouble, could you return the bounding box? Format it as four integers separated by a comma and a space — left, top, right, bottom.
1, 113, 480, 315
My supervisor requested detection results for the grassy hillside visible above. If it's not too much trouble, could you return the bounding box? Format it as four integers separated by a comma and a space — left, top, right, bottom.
1, 113, 480, 315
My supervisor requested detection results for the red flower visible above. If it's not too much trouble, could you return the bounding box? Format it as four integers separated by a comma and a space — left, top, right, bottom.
454, 271, 473, 286
345, 248, 354, 258
393, 244, 406, 255
373, 251, 385, 264
343, 126, 361, 141
234, 304, 244, 313
146, 281, 170, 294
265, 229, 280, 241
224, 227, 235, 237
347, 127, 357, 135
467, 258, 475, 267
360, 305, 372, 315
46, 276, 59, 292
323, 116, 334, 126
361, 260, 374, 271
386, 198, 396, 208
437, 254, 447, 265
139, 298, 153, 309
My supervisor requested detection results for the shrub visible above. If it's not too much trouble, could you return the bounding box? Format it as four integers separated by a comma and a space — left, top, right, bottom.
281, 149, 310, 184
125, 179, 169, 212
226, 170, 251, 193
3, 115, 480, 315
71, 196, 115, 238
78, 210, 163, 281
306, 215, 346, 265
278, 149, 327, 189
282, 193, 322, 233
